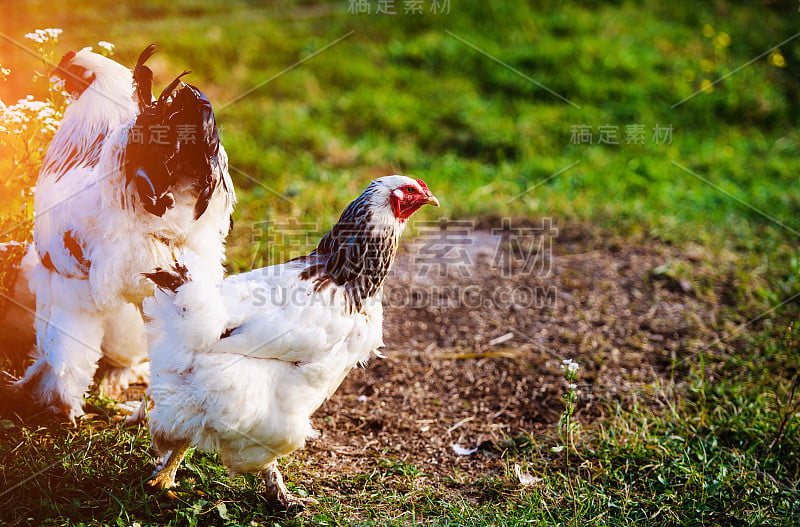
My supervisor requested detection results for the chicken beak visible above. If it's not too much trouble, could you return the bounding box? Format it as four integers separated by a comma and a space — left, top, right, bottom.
423, 194, 440, 207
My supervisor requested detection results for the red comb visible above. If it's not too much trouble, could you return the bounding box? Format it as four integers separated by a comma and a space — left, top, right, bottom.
415, 179, 429, 192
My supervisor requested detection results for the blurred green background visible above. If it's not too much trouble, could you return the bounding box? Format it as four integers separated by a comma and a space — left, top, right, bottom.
2, 0, 798, 281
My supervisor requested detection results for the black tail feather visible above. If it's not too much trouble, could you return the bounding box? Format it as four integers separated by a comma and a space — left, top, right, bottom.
156, 71, 191, 106
133, 44, 156, 113
125, 64, 225, 220
193, 177, 218, 220
136, 44, 156, 69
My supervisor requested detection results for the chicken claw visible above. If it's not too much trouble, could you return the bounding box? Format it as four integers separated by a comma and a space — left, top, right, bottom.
261, 462, 318, 511
147, 444, 189, 498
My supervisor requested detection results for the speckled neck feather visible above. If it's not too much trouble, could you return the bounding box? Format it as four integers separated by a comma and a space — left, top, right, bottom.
300, 184, 400, 313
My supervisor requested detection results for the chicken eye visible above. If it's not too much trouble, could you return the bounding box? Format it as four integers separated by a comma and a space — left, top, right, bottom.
404, 185, 416, 193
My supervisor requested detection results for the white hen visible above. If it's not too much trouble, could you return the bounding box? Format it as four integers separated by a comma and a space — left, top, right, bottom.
143, 175, 438, 508
15, 46, 235, 421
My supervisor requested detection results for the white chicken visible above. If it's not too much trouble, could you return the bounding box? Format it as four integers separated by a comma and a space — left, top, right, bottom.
143, 176, 439, 508
2, 242, 148, 393
14, 46, 235, 422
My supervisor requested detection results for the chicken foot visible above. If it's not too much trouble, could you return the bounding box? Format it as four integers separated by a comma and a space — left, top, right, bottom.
148, 443, 189, 498
261, 461, 318, 511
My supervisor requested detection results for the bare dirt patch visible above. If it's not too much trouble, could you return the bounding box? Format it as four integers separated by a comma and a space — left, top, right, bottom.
0, 223, 723, 482
300, 223, 720, 479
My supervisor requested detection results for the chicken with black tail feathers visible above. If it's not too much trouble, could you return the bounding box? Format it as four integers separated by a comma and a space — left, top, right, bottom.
125, 45, 229, 220
14, 44, 235, 422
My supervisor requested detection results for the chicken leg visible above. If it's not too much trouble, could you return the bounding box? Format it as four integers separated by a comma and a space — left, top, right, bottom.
97, 302, 149, 399
15, 291, 106, 424
148, 443, 189, 498
261, 462, 318, 511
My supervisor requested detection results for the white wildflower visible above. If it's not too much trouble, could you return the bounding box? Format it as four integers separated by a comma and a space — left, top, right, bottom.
0, 95, 61, 135
37, 107, 55, 119
561, 359, 579, 373
24, 28, 62, 44
97, 41, 115, 52
568, 383, 577, 390
25, 32, 44, 43
50, 76, 65, 91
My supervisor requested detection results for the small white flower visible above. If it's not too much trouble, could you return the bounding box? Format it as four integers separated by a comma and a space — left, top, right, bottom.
25, 28, 62, 44
568, 383, 577, 390
97, 41, 115, 52
25, 32, 44, 43
561, 359, 579, 373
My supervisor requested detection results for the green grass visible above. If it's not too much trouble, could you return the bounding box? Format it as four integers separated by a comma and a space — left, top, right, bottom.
5, 0, 800, 258
2, 348, 798, 526
1, 0, 800, 525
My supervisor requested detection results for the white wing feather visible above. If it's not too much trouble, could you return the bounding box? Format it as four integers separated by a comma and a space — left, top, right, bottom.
145, 253, 384, 473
